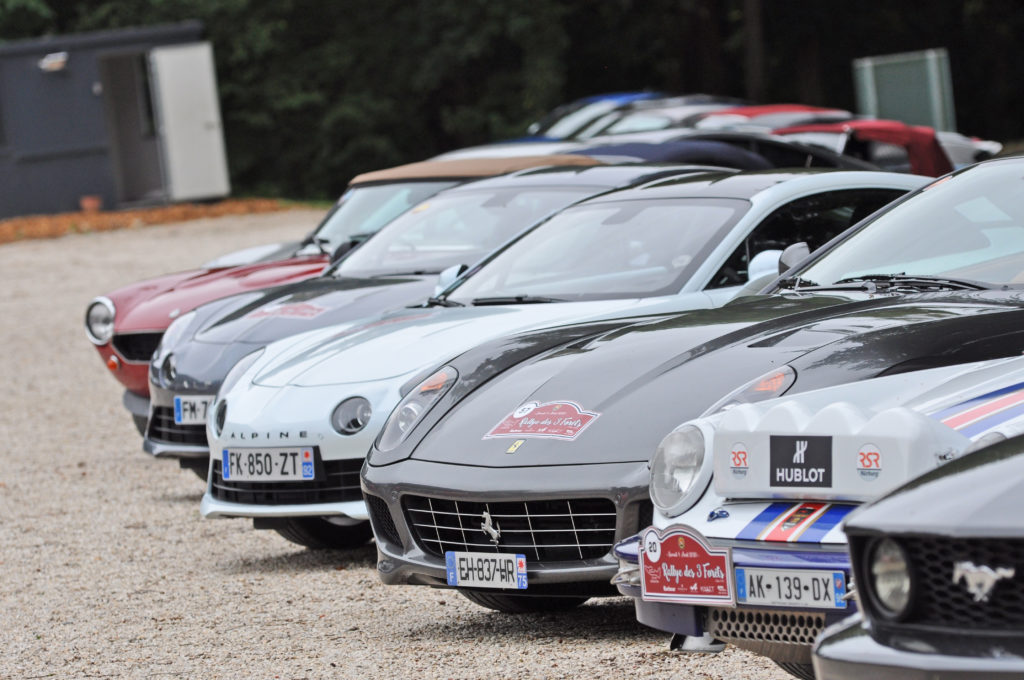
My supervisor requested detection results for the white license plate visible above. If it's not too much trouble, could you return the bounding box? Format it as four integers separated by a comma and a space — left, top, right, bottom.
174, 395, 214, 425
221, 446, 316, 482
736, 566, 846, 609
445, 551, 527, 589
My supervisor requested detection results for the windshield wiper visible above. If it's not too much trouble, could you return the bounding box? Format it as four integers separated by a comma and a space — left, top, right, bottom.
777, 276, 819, 290
424, 296, 464, 307
832, 274, 991, 291
471, 295, 566, 306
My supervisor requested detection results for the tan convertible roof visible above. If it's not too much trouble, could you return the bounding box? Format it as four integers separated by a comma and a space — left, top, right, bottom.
350, 154, 603, 185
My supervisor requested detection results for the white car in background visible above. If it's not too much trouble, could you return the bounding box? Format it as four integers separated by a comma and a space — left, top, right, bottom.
200, 170, 925, 550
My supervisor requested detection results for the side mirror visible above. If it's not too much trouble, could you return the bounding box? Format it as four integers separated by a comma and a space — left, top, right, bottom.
778, 242, 810, 275
747, 249, 782, 282
434, 264, 468, 296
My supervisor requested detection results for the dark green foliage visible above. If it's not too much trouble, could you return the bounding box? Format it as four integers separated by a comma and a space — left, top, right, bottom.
1, 1, 1021, 198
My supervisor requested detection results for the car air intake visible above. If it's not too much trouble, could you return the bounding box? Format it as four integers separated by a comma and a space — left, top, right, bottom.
148, 406, 207, 446
112, 332, 163, 362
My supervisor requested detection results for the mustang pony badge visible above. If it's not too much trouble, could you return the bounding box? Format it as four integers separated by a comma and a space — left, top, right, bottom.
952, 561, 1015, 602
484, 400, 600, 441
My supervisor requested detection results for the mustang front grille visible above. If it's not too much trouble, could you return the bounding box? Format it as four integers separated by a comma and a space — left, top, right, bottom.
148, 406, 206, 446
402, 496, 617, 562
210, 457, 363, 505
112, 332, 163, 362
898, 536, 1024, 629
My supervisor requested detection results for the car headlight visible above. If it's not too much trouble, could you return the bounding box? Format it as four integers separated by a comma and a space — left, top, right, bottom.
85, 297, 115, 345
219, 349, 265, 398
331, 397, 372, 435
868, 537, 913, 619
649, 425, 712, 517
374, 366, 458, 456
213, 399, 228, 437
701, 365, 797, 416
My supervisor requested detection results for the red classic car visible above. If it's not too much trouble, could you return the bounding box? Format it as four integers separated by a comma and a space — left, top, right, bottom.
84, 154, 601, 433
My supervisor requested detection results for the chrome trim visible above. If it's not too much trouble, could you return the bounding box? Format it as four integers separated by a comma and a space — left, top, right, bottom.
84, 296, 115, 345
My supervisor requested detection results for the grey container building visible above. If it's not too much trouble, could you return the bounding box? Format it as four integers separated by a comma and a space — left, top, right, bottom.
0, 21, 230, 219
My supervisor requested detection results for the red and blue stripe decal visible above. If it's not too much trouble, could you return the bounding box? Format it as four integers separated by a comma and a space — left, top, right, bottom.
929, 381, 1024, 438
736, 502, 854, 543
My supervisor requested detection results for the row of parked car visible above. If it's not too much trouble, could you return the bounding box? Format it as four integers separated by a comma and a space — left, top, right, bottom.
85, 97, 1022, 679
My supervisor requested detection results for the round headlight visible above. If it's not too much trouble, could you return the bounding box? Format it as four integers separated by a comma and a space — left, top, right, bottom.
649, 425, 707, 516
213, 399, 228, 437
331, 397, 372, 435
85, 297, 116, 345
869, 537, 912, 618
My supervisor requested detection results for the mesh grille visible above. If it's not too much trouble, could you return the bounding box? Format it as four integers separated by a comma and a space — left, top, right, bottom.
403, 496, 617, 562
210, 455, 363, 505
705, 607, 826, 645
112, 332, 163, 362
899, 536, 1024, 629
365, 494, 401, 546
148, 406, 207, 446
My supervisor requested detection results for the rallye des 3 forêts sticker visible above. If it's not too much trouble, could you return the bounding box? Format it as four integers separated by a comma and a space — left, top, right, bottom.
484, 400, 600, 441
246, 302, 328, 320
640, 526, 734, 605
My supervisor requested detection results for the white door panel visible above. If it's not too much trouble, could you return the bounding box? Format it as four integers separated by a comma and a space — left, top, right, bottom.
149, 42, 231, 201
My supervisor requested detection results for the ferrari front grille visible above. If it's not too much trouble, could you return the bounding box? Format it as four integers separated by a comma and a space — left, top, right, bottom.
112, 332, 163, 362
402, 496, 617, 562
210, 457, 363, 505
148, 406, 207, 446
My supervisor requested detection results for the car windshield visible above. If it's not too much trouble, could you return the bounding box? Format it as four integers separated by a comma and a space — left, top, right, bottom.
445, 198, 748, 303
795, 162, 1024, 288
307, 180, 458, 253
332, 186, 600, 278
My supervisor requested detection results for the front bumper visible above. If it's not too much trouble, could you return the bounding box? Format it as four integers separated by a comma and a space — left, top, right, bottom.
614, 530, 854, 663
814, 613, 1024, 679
144, 377, 214, 459
362, 457, 650, 593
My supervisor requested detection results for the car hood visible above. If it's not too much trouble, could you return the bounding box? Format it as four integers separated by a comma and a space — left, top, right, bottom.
112, 255, 328, 333
251, 299, 664, 388
190, 274, 438, 346
405, 291, 1024, 468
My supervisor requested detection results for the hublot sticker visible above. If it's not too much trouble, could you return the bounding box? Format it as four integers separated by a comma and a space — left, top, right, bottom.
769, 435, 832, 487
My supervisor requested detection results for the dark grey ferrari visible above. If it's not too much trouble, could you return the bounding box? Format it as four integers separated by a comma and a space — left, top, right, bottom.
813, 433, 1024, 679
360, 156, 1024, 615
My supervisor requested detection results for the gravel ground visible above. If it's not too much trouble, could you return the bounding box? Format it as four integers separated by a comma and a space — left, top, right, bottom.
0, 212, 790, 679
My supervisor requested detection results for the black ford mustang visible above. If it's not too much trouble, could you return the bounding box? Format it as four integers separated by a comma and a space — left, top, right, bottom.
814, 433, 1024, 679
